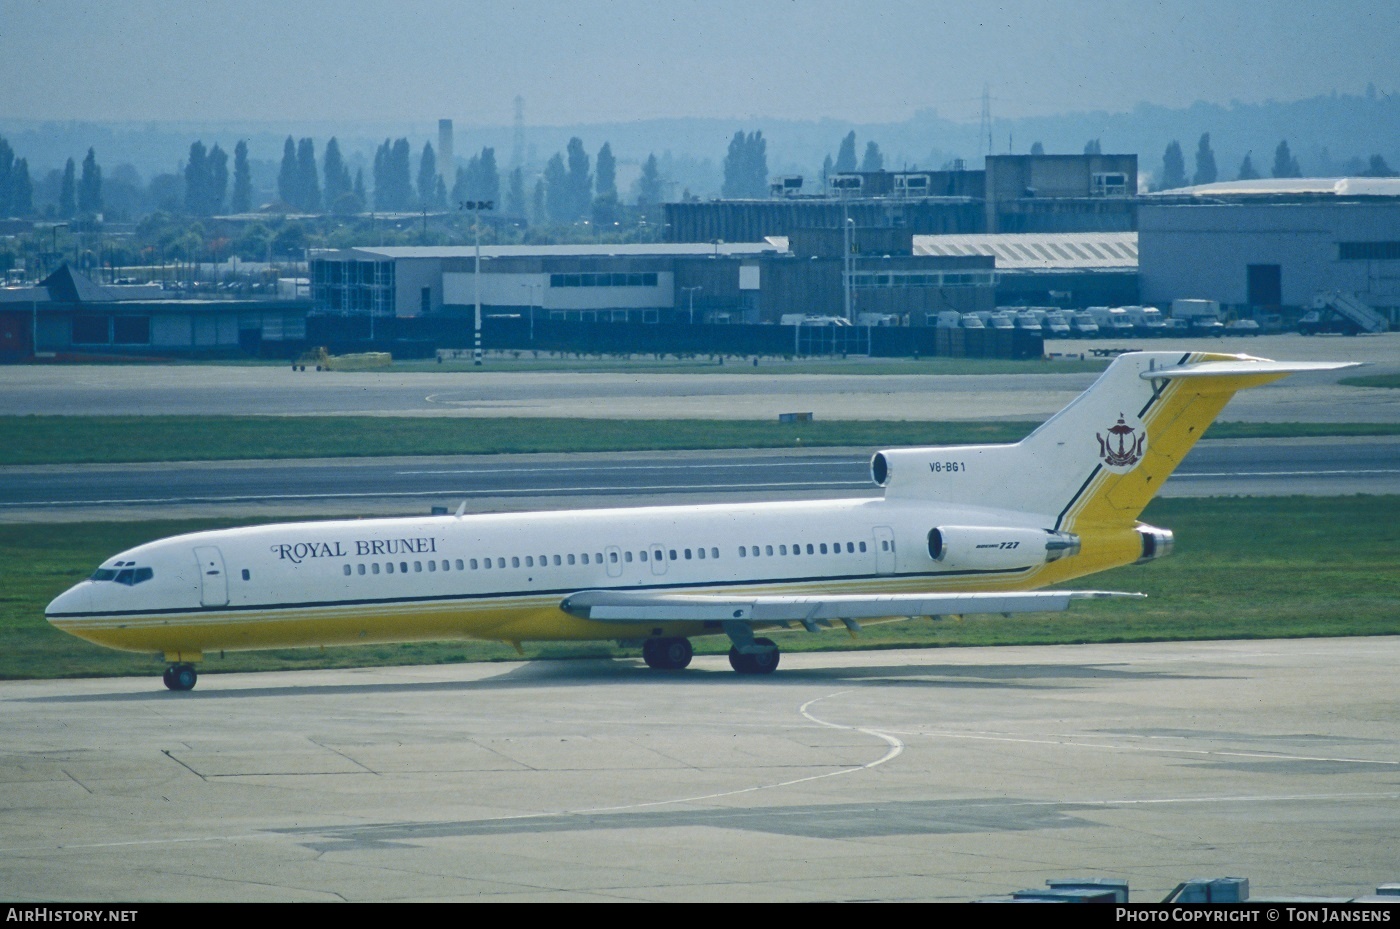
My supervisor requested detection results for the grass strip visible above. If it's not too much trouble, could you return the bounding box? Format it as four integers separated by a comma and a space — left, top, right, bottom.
4, 495, 1396, 682
3, 416, 1396, 466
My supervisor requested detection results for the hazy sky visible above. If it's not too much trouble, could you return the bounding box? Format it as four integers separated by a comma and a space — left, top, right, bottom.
3, 0, 1396, 126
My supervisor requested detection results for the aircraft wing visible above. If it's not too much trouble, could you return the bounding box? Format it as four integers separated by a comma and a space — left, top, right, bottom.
560, 589, 1142, 625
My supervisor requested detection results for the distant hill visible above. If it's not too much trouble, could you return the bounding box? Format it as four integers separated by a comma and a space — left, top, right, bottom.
2, 89, 1396, 198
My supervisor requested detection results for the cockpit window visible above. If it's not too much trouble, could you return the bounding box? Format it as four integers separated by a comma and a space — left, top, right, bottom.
90, 566, 154, 585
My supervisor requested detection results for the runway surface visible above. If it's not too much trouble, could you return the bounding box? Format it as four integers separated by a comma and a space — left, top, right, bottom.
4, 333, 1396, 422
4, 637, 1397, 902
3, 436, 1396, 522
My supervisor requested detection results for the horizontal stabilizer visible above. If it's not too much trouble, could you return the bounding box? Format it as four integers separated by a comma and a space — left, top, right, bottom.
1139, 357, 1361, 380
562, 589, 1143, 623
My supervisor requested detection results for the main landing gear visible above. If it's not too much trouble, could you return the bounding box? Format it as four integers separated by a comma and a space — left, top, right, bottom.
638, 632, 782, 675
162, 663, 198, 691
642, 637, 693, 670
729, 637, 780, 675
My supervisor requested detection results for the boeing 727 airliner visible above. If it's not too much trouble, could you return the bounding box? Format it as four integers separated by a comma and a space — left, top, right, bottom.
46, 351, 1353, 690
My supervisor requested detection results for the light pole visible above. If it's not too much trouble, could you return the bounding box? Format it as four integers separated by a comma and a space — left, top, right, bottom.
843, 215, 854, 325
683, 286, 702, 324
460, 199, 494, 365
521, 281, 541, 342
50, 223, 68, 274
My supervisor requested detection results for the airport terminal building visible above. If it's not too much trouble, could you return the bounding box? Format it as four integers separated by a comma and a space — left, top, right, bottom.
1138, 178, 1400, 324
309, 232, 998, 329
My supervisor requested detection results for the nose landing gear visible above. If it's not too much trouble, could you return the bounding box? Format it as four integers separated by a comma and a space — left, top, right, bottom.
162, 663, 198, 691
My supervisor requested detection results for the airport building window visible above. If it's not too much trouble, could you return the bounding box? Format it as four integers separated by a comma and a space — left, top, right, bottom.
72, 315, 111, 344
550, 272, 658, 288
1339, 241, 1400, 261
112, 316, 151, 345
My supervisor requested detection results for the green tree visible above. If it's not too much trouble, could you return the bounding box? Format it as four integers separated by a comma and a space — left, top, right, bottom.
543, 153, 569, 222
0, 136, 12, 217
231, 140, 252, 213
635, 153, 663, 207
11, 158, 33, 216
373, 139, 413, 211
417, 141, 438, 208
207, 143, 228, 215
722, 131, 767, 198
234, 222, 273, 261
1363, 154, 1397, 177
1192, 133, 1218, 185
323, 138, 351, 207
1272, 140, 1301, 178
1237, 152, 1260, 180
531, 176, 546, 225
595, 142, 616, 199
834, 131, 857, 172
272, 221, 307, 258
78, 148, 102, 215
277, 137, 298, 208
860, 141, 883, 173
1030, 141, 1045, 155
296, 138, 320, 211
1084, 139, 1102, 155
566, 137, 591, 220
505, 166, 526, 219
821, 153, 833, 186
478, 147, 499, 206
59, 158, 77, 219
1160, 141, 1187, 189
183, 143, 208, 215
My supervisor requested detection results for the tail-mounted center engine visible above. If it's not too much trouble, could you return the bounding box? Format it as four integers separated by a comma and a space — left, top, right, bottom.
1134, 525, 1175, 564
926, 525, 1081, 572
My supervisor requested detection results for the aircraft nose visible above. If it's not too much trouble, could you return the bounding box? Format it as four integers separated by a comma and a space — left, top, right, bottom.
46, 582, 93, 621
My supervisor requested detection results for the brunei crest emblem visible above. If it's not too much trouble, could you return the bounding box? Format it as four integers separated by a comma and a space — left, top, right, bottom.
1096, 413, 1146, 472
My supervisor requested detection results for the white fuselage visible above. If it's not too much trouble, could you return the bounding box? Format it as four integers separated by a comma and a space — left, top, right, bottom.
46, 494, 1058, 657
